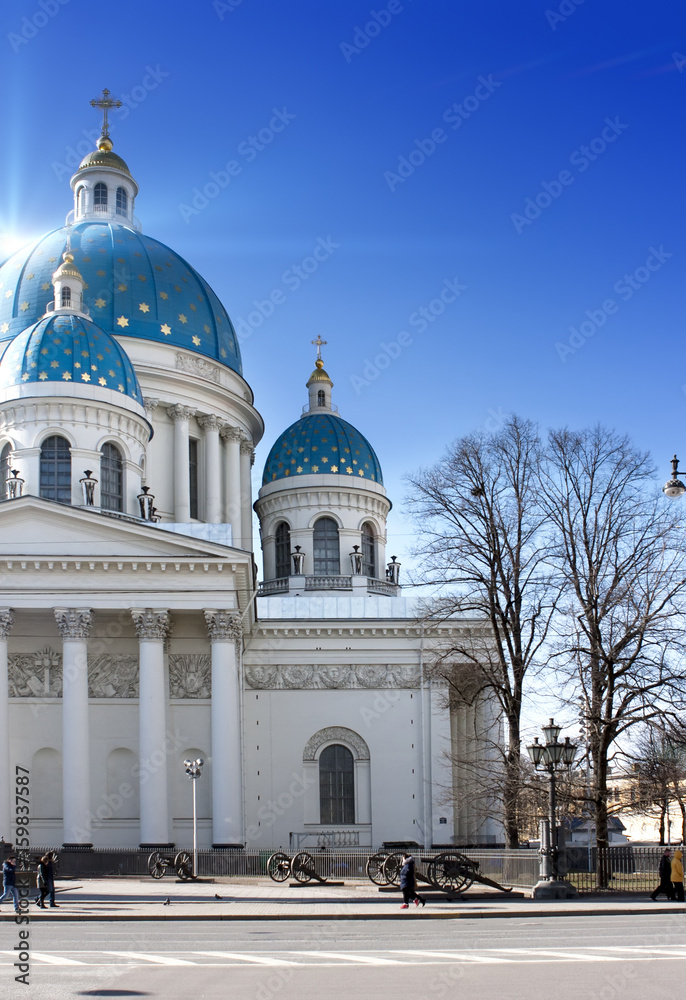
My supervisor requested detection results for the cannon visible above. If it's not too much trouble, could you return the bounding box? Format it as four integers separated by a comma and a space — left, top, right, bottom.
365, 850, 513, 894
147, 850, 195, 880
266, 850, 340, 884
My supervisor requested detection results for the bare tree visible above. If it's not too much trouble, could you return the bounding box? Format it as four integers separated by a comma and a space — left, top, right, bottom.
540, 427, 686, 880
406, 416, 559, 847
629, 726, 686, 843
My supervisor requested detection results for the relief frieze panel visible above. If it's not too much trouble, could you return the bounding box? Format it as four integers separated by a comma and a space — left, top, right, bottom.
169, 653, 211, 699
244, 663, 420, 690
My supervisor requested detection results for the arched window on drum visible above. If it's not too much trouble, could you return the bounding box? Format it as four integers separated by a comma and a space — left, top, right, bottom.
275, 521, 291, 578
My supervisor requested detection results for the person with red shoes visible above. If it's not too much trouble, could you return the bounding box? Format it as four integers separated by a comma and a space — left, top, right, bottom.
399, 854, 425, 909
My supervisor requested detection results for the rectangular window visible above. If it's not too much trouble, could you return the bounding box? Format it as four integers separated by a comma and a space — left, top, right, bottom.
189, 438, 198, 519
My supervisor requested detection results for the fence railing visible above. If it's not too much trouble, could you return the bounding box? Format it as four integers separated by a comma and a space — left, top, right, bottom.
15, 844, 669, 891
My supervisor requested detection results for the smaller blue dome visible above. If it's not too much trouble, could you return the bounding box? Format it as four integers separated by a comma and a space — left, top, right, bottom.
0, 313, 143, 405
263, 412, 383, 485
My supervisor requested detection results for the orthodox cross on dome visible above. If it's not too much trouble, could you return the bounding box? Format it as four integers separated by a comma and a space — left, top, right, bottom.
311, 335, 327, 361
90, 88, 122, 140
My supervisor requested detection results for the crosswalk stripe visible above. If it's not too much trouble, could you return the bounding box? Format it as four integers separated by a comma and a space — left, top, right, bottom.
494, 949, 617, 962
396, 949, 510, 963
296, 950, 402, 965
21, 952, 86, 966
197, 951, 298, 966
104, 951, 196, 966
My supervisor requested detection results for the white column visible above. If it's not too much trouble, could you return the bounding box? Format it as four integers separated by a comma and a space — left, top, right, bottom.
221, 427, 242, 547
0, 609, 14, 841
199, 415, 221, 524
240, 440, 254, 553
167, 405, 195, 521
204, 610, 244, 846
131, 609, 172, 846
54, 608, 93, 846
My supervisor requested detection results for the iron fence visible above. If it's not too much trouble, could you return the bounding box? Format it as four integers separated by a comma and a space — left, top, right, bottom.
16, 844, 671, 892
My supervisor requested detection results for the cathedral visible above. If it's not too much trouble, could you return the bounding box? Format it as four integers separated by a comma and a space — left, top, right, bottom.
0, 95, 501, 852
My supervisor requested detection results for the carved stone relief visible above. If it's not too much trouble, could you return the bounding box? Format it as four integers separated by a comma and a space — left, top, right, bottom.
89, 655, 139, 698
9, 647, 62, 697
244, 663, 420, 690
169, 653, 211, 699
303, 726, 370, 762
175, 353, 220, 383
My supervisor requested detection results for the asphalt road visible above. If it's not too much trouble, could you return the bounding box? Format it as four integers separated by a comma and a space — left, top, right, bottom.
2, 914, 684, 1000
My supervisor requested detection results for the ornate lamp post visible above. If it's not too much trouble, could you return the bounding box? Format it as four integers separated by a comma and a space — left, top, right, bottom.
527, 718, 578, 899
6, 469, 24, 499
183, 757, 204, 878
662, 455, 686, 499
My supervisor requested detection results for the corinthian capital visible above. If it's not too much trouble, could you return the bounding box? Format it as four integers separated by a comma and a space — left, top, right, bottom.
0, 608, 14, 639
54, 608, 93, 640
131, 608, 171, 641
167, 404, 196, 422
198, 413, 222, 432
240, 439, 255, 462
221, 425, 243, 443
143, 397, 160, 415
204, 609, 242, 645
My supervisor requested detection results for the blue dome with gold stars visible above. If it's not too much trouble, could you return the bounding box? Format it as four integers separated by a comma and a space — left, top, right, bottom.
0, 221, 241, 374
0, 313, 143, 404
262, 412, 383, 485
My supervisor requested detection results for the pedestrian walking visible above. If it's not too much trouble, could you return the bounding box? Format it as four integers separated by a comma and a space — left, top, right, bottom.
399, 853, 426, 909
36, 854, 58, 908
671, 848, 684, 902
0, 855, 20, 913
651, 849, 675, 901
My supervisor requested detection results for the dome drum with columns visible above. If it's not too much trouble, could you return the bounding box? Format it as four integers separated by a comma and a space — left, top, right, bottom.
0, 95, 502, 855
255, 340, 400, 597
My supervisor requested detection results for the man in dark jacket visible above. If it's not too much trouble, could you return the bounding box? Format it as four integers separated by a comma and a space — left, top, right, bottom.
399, 854, 425, 909
651, 849, 675, 900
0, 855, 20, 913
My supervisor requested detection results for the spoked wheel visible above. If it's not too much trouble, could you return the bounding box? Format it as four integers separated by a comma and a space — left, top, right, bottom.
381, 852, 405, 887
267, 852, 292, 882
427, 852, 475, 893
292, 851, 315, 883
366, 852, 389, 886
175, 851, 194, 880
148, 852, 164, 878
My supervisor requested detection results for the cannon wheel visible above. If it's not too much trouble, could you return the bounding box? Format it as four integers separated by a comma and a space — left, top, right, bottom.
148, 851, 165, 878
267, 852, 292, 882
175, 850, 194, 880
381, 852, 405, 887
365, 852, 389, 886
427, 852, 475, 893
292, 851, 315, 883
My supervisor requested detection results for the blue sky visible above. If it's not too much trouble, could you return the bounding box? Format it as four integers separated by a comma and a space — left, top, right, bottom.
1, 0, 685, 572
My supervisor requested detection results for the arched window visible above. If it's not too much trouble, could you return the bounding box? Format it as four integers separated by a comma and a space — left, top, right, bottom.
317, 389, 325, 406
0, 443, 11, 499
76, 186, 86, 214
94, 182, 108, 210
319, 744, 355, 824
313, 517, 339, 575
275, 521, 291, 578
61, 285, 71, 308
40, 435, 71, 503
116, 187, 128, 216
101, 442, 124, 511
361, 522, 375, 577
189, 439, 199, 519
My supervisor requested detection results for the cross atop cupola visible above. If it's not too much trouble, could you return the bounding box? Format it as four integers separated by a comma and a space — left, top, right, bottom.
306, 337, 335, 414
90, 88, 122, 144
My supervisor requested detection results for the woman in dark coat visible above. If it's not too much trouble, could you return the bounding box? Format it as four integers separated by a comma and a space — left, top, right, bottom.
399, 854, 425, 909
36, 854, 57, 908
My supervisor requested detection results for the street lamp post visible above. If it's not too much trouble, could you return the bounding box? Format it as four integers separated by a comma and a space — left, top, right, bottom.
527, 718, 578, 899
183, 757, 204, 878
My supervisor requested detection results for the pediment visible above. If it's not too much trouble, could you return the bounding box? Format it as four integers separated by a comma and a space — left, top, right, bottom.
0, 496, 247, 560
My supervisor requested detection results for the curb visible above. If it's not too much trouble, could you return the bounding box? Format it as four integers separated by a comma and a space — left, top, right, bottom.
0, 905, 682, 922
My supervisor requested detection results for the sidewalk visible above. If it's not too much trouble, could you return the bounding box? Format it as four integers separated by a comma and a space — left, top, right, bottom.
0, 878, 683, 921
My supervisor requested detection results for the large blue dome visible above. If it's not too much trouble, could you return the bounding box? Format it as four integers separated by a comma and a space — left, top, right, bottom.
263, 412, 383, 485
0, 313, 144, 405
0, 221, 241, 374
